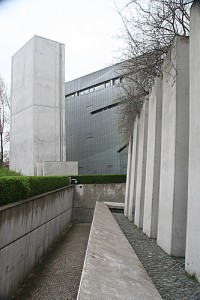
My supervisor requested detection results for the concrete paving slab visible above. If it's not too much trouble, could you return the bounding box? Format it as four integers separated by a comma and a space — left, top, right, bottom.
77, 202, 162, 300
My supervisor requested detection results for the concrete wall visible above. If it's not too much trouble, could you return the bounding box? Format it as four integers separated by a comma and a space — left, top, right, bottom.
127, 117, 139, 221
157, 36, 189, 257
134, 100, 149, 228
37, 161, 78, 176
185, 0, 200, 282
72, 183, 126, 223
124, 138, 132, 217
10, 36, 65, 175
0, 186, 73, 300
122, 1, 200, 279
143, 77, 163, 238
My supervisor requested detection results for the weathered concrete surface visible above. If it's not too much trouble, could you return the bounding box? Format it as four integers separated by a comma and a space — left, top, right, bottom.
104, 202, 125, 210
157, 37, 189, 257
134, 100, 149, 228
72, 183, 125, 223
42, 161, 78, 176
114, 213, 200, 300
127, 117, 139, 222
10, 36, 65, 175
11, 223, 91, 300
143, 77, 163, 238
0, 186, 73, 300
36, 162, 43, 176
185, 0, 200, 282
77, 202, 162, 300
124, 138, 132, 217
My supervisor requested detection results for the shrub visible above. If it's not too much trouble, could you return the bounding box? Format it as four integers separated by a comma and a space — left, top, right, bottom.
0, 167, 22, 177
26, 176, 69, 197
71, 174, 126, 184
0, 176, 69, 206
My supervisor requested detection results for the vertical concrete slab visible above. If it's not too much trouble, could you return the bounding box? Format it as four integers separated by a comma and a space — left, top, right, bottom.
37, 163, 43, 176
10, 36, 65, 175
127, 117, 139, 221
143, 77, 163, 238
157, 37, 189, 257
185, 0, 200, 282
124, 138, 132, 217
134, 100, 149, 228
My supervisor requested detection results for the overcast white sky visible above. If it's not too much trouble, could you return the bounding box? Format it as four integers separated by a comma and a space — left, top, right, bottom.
0, 0, 126, 88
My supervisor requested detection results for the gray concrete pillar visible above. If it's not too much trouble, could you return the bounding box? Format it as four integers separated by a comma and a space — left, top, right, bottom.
185, 0, 200, 282
10, 36, 65, 175
157, 36, 189, 257
124, 137, 132, 217
134, 100, 149, 228
143, 76, 163, 238
127, 117, 139, 221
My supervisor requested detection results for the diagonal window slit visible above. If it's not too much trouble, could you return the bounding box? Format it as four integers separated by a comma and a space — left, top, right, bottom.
90, 102, 120, 115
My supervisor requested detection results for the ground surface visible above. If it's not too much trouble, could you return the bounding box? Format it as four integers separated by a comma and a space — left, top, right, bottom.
113, 213, 200, 300
11, 223, 91, 300
10, 213, 200, 300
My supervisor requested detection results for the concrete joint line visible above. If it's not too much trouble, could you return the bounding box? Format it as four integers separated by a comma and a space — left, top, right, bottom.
0, 207, 71, 251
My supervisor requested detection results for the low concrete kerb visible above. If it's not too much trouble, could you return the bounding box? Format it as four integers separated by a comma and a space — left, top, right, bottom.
104, 202, 125, 210
77, 201, 162, 300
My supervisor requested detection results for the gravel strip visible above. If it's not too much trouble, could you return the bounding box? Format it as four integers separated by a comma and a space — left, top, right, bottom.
11, 223, 91, 300
113, 213, 200, 300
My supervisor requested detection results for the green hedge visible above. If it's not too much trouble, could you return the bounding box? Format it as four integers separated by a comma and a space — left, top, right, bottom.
71, 174, 126, 184
0, 174, 126, 207
0, 176, 69, 206
0, 167, 22, 177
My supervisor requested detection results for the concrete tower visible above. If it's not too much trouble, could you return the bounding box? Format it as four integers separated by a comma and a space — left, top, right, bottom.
10, 36, 66, 175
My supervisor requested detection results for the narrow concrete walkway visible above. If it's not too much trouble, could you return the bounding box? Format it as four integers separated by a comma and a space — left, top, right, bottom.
11, 223, 91, 300
78, 202, 162, 300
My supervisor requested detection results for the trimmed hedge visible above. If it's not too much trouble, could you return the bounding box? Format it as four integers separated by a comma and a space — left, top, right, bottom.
71, 174, 126, 184
0, 176, 69, 206
0, 174, 126, 207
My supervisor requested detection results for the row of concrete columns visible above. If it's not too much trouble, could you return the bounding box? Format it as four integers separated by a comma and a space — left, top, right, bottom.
125, 1, 200, 282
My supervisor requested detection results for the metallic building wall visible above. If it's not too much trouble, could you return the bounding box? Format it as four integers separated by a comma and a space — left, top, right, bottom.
65, 65, 127, 175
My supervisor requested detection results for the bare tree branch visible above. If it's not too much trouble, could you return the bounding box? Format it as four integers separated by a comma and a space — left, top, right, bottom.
115, 0, 192, 141
0, 76, 10, 166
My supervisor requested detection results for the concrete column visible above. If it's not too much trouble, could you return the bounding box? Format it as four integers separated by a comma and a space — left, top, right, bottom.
10, 36, 65, 175
124, 137, 132, 217
157, 36, 189, 257
134, 100, 149, 228
185, 0, 200, 282
143, 77, 163, 238
127, 117, 139, 221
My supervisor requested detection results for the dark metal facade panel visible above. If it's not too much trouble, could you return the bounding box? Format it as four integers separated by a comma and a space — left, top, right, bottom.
65, 64, 122, 95
65, 66, 127, 175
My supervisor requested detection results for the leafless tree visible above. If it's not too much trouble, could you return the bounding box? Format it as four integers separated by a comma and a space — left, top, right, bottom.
0, 76, 10, 167
116, 0, 193, 140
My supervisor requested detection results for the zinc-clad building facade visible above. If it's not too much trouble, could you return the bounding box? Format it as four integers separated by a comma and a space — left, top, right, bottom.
65, 64, 127, 175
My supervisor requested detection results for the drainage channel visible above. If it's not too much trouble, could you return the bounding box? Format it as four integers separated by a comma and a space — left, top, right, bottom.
11, 223, 91, 300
